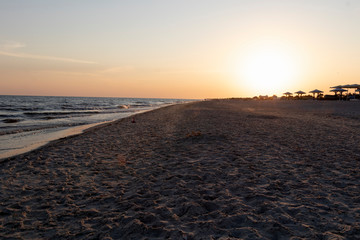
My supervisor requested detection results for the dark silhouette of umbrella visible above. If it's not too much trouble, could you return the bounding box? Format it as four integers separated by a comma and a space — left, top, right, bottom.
330, 88, 348, 94
295, 90, 306, 97
309, 89, 323, 98
331, 84, 360, 92
341, 84, 360, 89
283, 92, 292, 99
349, 84, 360, 88
330, 88, 348, 100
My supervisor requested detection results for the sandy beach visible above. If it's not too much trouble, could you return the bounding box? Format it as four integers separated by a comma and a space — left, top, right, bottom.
1, 99, 359, 239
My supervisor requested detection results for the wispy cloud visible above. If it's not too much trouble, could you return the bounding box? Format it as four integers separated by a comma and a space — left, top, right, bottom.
101, 66, 135, 73
0, 51, 97, 64
155, 69, 224, 75
0, 40, 96, 64
0, 41, 26, 50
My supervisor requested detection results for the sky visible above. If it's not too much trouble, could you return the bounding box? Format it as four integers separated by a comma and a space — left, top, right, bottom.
0, 0, 359, 99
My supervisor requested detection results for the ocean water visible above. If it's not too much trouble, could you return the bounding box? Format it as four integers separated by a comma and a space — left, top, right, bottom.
0, 95, 192, 159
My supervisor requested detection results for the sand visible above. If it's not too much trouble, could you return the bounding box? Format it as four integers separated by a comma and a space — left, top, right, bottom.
1, 99, 360, 239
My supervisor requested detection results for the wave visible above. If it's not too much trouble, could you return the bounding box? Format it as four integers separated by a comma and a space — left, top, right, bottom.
0, 122, 85, 136
24, 111, 101, 117
0, 114, 22, 118
60, 105, 105, 111
0, 96, 193, 140
130, 103, 152, 108
0, 106, 44, 112
118, 105, 129, 109
2, 119, 23, 124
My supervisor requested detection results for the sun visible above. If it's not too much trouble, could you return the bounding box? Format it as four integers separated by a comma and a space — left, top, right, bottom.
236, 44, 299, 96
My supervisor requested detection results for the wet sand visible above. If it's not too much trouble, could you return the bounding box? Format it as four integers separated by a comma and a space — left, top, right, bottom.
1, 99, 360, 239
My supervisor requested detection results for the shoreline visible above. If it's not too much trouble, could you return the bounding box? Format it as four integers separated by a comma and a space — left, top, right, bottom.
1, 99, 359, 239
0, 122, 109, 161
0, 103, 184, 160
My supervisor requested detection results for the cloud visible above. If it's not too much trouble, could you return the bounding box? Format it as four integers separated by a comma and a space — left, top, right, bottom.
0, 51, 97, 64
155, 69, 223, 75
101, 66, 135, 73
0, 41, 26, 50
0, 40, 96, 64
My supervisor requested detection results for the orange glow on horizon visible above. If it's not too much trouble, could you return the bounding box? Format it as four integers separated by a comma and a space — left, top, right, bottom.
1, 2, 360, 99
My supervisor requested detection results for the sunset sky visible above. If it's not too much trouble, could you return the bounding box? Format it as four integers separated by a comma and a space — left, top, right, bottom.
1, 0, 359, 99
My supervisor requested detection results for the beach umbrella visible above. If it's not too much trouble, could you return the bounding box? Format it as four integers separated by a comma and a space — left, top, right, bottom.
348, 84, 360, 88
338, 84, 360, 88
343, 84, 360, 95
309, 89, 323, 94
295, 90, 306, 97
330, 88, 348, 100
331, 84, 360, 90
331, 84, 360, 96
283, 92, 292, 99
330, 88, 348, 96
330, 88, 348, 93
309, 89, 323, 98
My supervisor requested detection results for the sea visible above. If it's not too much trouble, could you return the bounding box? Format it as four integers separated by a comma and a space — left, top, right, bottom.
0, 95, 193, 159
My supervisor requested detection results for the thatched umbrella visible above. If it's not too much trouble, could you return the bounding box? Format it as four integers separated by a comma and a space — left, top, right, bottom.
348, 84, 360, 89
341, 84, 360, 89
295, 90, 306, 98
309, 89, 323, 98
330, 88, 348, 100
283, 92, 292, 99
342, 84, 360, 95
330, 88, 348, 95
331, 84, 360, 93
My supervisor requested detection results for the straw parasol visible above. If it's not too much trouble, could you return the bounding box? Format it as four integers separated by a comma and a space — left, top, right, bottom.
330, 88, 348, 96
295, 90, 306, 97
330, 88, 348, 100
282, 92, 292, 100
342, 84, 360, 89
349, 84, 360, 88
331, 84, 360, 90
342, 84, 360, 95
309, 89, 323, 98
